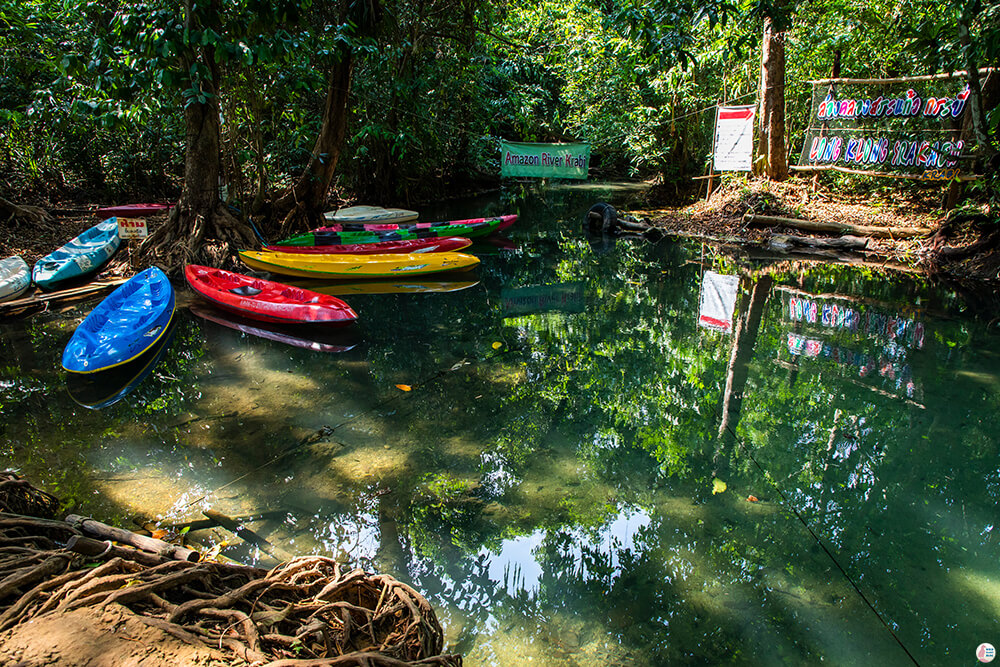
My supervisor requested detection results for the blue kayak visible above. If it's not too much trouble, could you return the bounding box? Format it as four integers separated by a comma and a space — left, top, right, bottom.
33, 218, 121, 290
62, 267, 175, 373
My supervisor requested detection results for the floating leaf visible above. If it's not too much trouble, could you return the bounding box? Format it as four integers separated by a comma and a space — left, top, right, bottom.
712, 478, 727, 495
746, 495, 759, 503
151, 529, 168, 539
395, 384, 412, 392
492, 341, 502, 349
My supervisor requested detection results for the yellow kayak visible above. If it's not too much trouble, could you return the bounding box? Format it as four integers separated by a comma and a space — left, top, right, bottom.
238, 250, 480, 279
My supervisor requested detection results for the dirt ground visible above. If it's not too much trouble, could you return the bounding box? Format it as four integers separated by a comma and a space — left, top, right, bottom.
0, 605, 230, 667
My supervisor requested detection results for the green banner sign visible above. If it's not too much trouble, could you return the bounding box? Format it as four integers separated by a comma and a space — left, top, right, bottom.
500, 141, 591, 179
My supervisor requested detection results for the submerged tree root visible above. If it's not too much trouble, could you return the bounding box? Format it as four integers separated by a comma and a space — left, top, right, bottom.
0, 476, 461, 666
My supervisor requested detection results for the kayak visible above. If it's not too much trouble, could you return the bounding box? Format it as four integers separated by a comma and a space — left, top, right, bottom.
33, 219, 121, 290
62, 267, 175, 373
264, 236, 472, 255
97, 203, 173, 217
316, 214, 517, 233
66, 319, 177, 409
0, 256, 31, 303
184, 264, 357, 325
190, 304, 359, 354
323, 206, 418, 224
275, 215, 516, 247
238, 250, 480, 279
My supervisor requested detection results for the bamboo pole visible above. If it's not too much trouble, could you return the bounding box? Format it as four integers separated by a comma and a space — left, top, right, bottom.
65, 514, 200, 562
809, 67, 997, 85
789, 165, 981, 182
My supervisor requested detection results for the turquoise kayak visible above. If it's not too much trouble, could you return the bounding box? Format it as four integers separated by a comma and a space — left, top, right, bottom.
33, 218, 121, 290
62, 267, 175, 373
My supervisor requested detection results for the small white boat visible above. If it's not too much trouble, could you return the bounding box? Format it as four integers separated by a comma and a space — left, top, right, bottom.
0, 256, 31, 303
322, 205, 418, 224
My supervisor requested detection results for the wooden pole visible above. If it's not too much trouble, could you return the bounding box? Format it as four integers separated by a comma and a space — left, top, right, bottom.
65, 514, 200, 562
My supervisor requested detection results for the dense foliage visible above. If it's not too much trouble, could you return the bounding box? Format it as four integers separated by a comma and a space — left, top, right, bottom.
1, 0, 998, 207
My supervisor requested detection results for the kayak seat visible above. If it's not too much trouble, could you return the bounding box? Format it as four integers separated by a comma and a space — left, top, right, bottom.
229, 285, 263, 297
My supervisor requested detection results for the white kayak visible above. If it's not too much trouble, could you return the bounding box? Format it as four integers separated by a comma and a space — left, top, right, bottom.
323, 205, 418, 224
0, 255, 31, 303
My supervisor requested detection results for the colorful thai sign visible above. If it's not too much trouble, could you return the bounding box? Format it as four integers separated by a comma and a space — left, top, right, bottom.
500, 141, 591, 180
713, 105, 756, 172
798, 76, 970, 178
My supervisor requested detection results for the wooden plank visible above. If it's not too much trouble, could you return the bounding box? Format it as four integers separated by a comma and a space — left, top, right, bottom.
0, 278, 128, 316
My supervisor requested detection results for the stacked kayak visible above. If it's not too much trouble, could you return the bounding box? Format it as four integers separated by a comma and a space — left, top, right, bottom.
62, 267, 175, 373
185, 265, 357, 325
323, 206, 418, 224
34, 219, 121, 290
321, 214, 517, 233
275, 215, 516, 247
264, 237, 472, 255
0, 256, 31, 302
238, 250, 479, 279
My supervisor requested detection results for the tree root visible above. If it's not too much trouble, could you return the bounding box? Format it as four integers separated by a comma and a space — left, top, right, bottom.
0, 471, 62, 518
2, 490, 462, 666
137, 201, 258, 276
0, 197, 54, 228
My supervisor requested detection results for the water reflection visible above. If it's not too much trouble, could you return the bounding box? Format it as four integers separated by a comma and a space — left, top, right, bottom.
189, 304, 360, 353
65, 318, 178, 409
1, 183, 999, 665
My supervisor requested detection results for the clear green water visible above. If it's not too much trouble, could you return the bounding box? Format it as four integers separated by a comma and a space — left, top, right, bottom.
2, 182, 999, 665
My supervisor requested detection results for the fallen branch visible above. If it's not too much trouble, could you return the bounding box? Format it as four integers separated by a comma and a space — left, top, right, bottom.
744, 213, 932, 239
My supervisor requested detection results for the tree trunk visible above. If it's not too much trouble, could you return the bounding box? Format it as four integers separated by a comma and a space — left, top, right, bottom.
138, 0, 255, 274
957, 16, 998, 163
273, 49, 354, 238
758, 17, 788, 181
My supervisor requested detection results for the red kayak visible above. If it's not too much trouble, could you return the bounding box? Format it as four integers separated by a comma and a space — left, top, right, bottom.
264, 236, 473, 255
184, 265, 357, 325
97, 203, 174, 218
